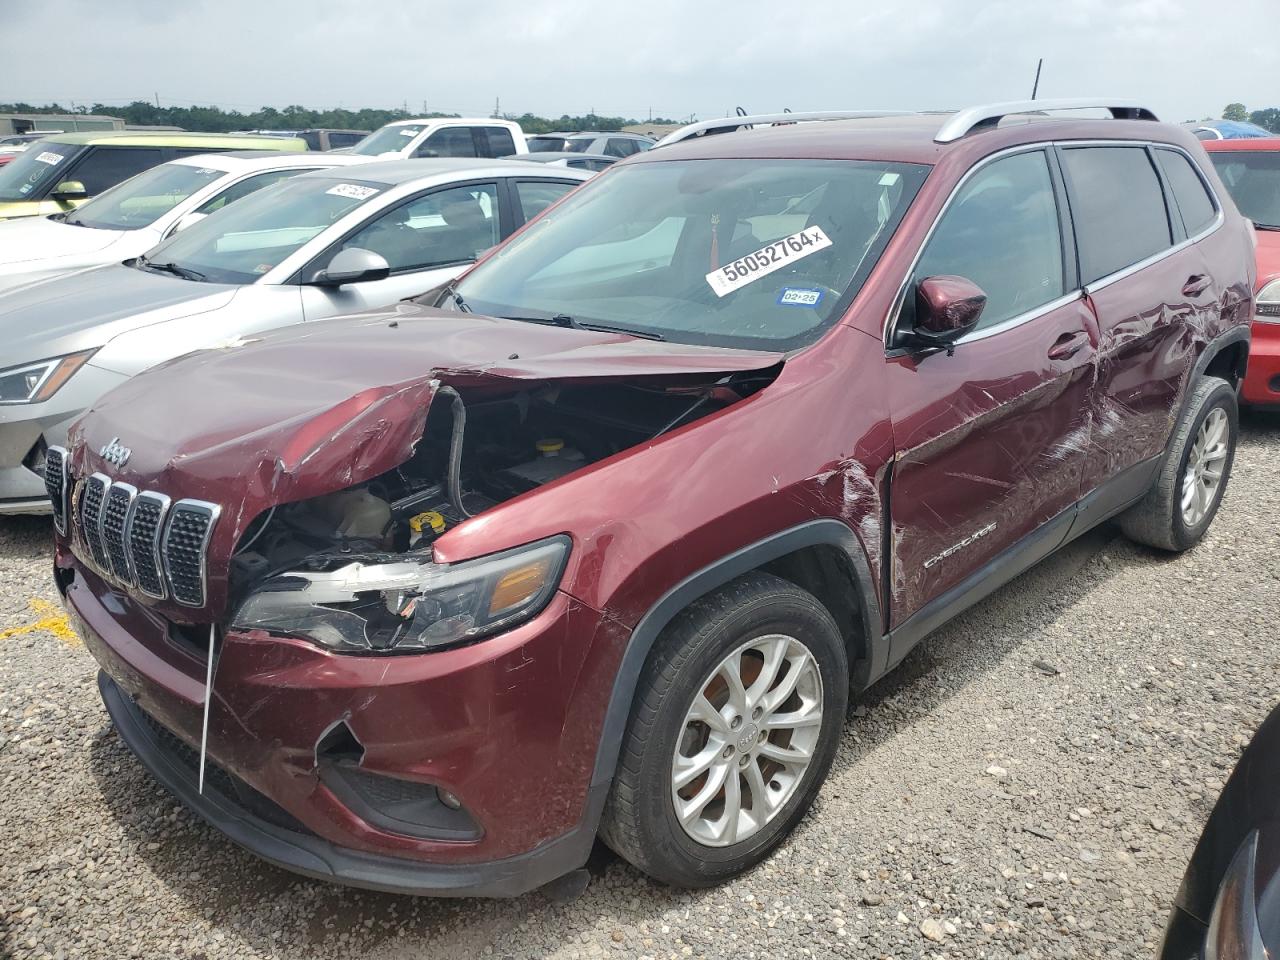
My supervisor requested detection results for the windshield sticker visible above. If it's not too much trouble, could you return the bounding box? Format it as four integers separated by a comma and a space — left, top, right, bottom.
34, 151, 65, 166
705, 225, 832, 298
196, 167, 220, 175
879, 172, 901, 186
400, 128, 418, 136
18, 184, 32, 195
326, 183, 380, 201
253, 264, 273, 274
777, 287, 824, 307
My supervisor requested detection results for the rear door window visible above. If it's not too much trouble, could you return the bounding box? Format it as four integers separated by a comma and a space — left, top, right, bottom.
480, 127, 516, 158
1155, 149, 1217, 236
69, 147, 165, 194
1060, 146, 1173, 283
605, 138, 640, 158
912, 149, 1066, 331
415, 127, 478, 158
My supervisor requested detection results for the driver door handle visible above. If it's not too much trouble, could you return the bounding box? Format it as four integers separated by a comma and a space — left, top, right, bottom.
1048, 330, 1090, 361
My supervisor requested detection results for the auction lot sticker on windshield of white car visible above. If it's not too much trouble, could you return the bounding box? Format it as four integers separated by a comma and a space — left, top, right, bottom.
705, 226, 832, 298
326, 183, 380, 201
34, 152, 65, 166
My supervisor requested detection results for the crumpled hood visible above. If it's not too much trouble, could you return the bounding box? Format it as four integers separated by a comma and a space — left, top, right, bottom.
68, 301, 783, 615
1, 262, 238, 365
0, 214, 124, 269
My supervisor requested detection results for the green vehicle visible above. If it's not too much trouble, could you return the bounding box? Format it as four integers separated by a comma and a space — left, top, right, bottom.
0, 131, 307, 221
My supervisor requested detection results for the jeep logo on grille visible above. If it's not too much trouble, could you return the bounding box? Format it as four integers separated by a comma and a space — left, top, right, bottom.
99, 437, 131, 468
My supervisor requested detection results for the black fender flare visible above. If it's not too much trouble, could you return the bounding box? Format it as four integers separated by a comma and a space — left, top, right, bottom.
585, 518, 883, 800
1184, 325, 1251, 418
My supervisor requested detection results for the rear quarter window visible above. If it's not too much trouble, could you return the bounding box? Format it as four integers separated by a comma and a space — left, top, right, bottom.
1060, 146, 1172, 284
1155, 149, 1218, 236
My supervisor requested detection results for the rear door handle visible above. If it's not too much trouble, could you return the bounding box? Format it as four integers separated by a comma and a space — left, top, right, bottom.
1048, 331, 1090, 361
1182, 274, 1212, 297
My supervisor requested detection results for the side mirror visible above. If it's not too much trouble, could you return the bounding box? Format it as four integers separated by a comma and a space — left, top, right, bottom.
907, 275, 987, 353
309, 247, 391, 287
52, 180, 87, 201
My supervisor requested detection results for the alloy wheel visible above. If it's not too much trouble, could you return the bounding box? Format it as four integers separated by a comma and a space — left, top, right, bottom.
1181, 407, 1229, 527
670, 634, 824, 847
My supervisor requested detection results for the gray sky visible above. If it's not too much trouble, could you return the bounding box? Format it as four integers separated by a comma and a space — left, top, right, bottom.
6, 0, 1278, 123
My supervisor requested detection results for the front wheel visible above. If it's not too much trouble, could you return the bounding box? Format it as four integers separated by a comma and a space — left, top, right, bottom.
599, 571, 848, 887
1119, 375, 1238, 552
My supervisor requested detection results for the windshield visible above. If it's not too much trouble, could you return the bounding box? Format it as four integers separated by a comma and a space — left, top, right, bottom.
450, 158, 929, 350
0, 141, 81, 201
138, 175, 387, 284
66, 162, 226, 229
1209, 151, 1280, 229
351, 124, 424, 156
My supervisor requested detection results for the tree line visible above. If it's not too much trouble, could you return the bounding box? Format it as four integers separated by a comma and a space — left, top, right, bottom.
0, 101, 681, 134
1220, 104, 1280, 132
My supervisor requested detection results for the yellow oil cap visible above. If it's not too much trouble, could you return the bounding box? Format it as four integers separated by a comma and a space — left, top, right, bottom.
409, 511, 447, 535
536, 438, 565, 456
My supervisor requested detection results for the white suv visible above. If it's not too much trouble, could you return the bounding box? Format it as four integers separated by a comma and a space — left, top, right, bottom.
347, 118, 527, 160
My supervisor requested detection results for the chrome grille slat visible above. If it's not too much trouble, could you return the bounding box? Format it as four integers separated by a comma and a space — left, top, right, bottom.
64, 467, 218, 607
44, 446, 69, 534
127, 492, 171, 599
101, 482, 138, 584
162, 500, 221, 608
80, 474, 111, 571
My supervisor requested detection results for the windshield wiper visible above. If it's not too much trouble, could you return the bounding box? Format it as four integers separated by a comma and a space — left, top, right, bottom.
501, 313, 666, 341
1254, 221, 1280, 232
436, 281, 472, 312
139, 257, 206, 282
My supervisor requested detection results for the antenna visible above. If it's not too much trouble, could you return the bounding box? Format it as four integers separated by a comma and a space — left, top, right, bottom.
1031, 58, 1044, 100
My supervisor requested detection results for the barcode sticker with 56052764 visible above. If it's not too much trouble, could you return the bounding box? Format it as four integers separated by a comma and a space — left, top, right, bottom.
705, 225, 832, 298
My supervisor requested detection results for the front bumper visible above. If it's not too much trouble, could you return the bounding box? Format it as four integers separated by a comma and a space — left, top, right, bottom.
62, 555, 626, 896
1242, 320, 1280, 407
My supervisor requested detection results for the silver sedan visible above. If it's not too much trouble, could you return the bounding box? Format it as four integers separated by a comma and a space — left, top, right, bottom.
0, 158, 590, 514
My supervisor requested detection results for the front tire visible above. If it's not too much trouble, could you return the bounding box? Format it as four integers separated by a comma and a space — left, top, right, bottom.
1119, 375, 1238, 552
600, 571, 848, 887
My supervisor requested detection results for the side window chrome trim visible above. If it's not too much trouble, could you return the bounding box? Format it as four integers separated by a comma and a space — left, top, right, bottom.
884, 138, 1228, 346
953, 290, 1087, 344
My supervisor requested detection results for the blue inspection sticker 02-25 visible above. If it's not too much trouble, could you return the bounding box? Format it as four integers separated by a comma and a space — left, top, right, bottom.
777, 287, 824, 307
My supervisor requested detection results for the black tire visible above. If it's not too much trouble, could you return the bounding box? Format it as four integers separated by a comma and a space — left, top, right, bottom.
1119, 375, 1238, 552
599, 571, 848, 888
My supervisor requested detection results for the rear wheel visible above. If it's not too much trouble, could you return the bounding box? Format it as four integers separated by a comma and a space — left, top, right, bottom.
600, 571, 848, 887
1119, 375, 1238, 552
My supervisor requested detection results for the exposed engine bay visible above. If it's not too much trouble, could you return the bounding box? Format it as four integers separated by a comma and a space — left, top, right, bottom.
229, 370, 777, 610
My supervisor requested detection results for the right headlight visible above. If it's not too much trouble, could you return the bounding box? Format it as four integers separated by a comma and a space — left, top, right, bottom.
230, 535, 570, 653
1257, 278, 1280, 320
0, 350, 95, 404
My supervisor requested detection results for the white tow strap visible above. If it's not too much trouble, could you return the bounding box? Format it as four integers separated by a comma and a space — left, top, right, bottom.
198, 623, 215, 794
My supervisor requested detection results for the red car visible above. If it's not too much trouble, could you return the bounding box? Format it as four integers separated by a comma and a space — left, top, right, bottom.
1204, 137, 1280, 406
52, 101, 1255, 896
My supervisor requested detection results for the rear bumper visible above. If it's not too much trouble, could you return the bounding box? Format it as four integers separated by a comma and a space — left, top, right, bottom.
98, 671, 603, 897
1242, 320, 1280, 406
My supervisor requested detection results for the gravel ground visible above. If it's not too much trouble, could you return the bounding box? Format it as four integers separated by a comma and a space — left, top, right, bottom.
1, 411, 1278, 960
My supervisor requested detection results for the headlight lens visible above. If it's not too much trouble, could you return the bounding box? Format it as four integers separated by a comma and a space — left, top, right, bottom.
0, 350, 95, 404
1257, 278, 1280, 320
231, 536, 570, 653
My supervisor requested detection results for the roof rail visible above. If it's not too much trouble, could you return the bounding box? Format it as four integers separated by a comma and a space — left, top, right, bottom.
934, 98, 1159, 144
653, 111, 913, 148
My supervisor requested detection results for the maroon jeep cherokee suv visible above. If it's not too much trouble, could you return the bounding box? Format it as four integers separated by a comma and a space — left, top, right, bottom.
52, 101, 1255, 896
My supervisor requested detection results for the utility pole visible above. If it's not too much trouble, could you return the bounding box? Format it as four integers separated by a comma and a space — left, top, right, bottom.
422, 100, 427, 114
1031, 58, 1044, 100
493, 96, 500, 118
154, 92, 160, 108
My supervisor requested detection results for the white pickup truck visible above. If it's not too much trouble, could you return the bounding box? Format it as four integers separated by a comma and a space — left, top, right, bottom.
345, 118, 527, 159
